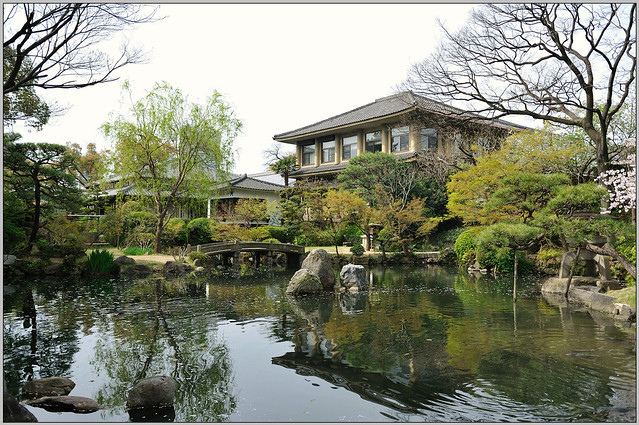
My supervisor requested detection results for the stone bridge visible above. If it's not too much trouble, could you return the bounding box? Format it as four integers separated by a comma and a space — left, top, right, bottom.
192, 241, 305, 268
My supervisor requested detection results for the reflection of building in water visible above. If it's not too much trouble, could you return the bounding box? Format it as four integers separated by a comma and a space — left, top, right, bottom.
276, 293, 467, 415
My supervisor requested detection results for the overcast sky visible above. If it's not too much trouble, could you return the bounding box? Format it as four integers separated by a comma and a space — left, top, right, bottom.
10, 3, 496, 175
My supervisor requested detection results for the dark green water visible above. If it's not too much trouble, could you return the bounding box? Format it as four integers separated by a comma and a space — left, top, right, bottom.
3, 265, 636, 422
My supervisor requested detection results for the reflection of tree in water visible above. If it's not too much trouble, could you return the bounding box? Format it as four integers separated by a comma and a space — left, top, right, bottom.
91, 277, 236, 422
3, 283, 81, 395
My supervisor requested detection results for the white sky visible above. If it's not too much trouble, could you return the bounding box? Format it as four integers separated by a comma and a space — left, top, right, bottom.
9, 3, 490, 174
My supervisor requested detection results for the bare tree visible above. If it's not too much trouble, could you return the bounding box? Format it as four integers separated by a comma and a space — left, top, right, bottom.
403, 3, 636, 175
3, 3, 159, 94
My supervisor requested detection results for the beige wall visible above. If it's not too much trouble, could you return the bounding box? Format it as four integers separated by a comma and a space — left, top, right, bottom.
292, 117, 509, 169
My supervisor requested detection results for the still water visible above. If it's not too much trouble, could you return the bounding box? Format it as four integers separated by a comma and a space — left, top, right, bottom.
3, 265, 636, 422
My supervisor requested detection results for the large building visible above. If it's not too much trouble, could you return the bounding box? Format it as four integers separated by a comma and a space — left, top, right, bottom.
273, 91, 528, 182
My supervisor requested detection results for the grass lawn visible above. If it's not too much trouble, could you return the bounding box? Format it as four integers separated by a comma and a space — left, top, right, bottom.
607, 286, 637, 308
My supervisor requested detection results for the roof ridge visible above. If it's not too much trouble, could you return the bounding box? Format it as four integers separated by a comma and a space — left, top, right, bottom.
274, 93, 419, 139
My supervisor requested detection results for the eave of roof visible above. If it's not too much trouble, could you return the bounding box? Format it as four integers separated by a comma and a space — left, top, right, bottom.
273, 91, 528, 141
289, 152, 418, 177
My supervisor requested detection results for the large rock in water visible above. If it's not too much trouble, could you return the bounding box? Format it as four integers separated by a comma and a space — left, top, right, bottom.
286, 269, 322, 295
301, 249, 335, 290
4, 379, 37, 422
24, 396, 103, 413
22, 377, 75, 398
126, 376, 176, 410
339, 264, 368, 292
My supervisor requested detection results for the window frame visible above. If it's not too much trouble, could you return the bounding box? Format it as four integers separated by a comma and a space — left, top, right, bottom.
365, 130, 382, 153
391, 125, 410, 152
320, 136, 336, 163
420, 128, 438, 151
341, 134, 358, 160
301, 142, 316, 166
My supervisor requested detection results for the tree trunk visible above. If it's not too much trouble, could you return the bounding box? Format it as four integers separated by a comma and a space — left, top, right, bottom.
154, 209, 168, 254
27, 179, 42, 252
585, 243, 636, 280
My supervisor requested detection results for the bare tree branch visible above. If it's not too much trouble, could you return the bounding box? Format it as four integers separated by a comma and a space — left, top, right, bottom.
402, 3, 636, 175
3, 3, 160, 94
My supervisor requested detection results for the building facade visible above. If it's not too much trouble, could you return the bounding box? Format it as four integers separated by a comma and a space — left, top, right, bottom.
273, 91, 528, 182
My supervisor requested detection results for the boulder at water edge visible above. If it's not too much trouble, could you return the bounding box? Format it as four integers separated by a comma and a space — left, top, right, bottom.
301, 248, 335, 290
24, 396, 103, 413
22, 377, 75, 398
126, 375, 176, 409
163, 261, 194, 276
339, 264, 368, 292
4, 379, 37, 422
114, 255, 136, 266
286, 269, 322, 295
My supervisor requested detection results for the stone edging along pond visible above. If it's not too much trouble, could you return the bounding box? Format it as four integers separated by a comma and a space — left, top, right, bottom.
542, 277, 636, 323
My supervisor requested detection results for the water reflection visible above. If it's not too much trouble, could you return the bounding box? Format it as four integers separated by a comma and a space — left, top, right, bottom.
3, 266, 636, 422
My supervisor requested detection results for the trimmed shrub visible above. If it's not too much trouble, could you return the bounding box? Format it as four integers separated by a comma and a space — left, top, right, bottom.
86, 249, 115, 274
248, 226, 270, 241
263, 237, 281, 244
350, 243, 365, 256
270, 226, 300, 244
188, 217, 213, 245
454, 228, 479, 263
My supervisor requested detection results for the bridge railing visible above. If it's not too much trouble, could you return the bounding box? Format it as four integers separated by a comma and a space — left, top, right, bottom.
194, 241, 305, 255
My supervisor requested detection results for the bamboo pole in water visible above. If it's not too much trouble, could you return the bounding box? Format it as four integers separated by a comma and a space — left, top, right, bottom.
564, 246, 581, 299
513, 249, 518, 302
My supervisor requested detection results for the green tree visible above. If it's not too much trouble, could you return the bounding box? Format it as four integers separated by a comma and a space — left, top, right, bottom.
313, 188, 369, 255
234, 198, 271, 226
101, 81, 242, 253
3, 136, 85, 252
375, 198, 428, 256
338, 152, 418, 209
486, 173, 571, 223
447, 127, 594, 225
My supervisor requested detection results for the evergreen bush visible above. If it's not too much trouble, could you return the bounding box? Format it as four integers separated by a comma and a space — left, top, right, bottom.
454, 228, 479, 263
350, 243, 365, 256
187, 217, 213, 245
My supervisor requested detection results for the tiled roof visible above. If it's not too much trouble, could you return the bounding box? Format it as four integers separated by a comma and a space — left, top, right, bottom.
273, 91, 527, 140
227, 174, 285, 191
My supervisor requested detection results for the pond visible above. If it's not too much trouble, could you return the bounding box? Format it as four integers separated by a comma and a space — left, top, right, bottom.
3, 265, 636, 422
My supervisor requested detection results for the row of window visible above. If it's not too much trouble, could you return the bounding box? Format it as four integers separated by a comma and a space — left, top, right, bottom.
301, 127, 439, 166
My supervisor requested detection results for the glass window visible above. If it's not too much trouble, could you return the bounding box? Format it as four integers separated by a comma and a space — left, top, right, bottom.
302, 143, 315, 166
365, 130, 382, 153
421, 128, 438, 151
391, 126, 410, 152
342, 135, 358, 160
321, 137, 335, 163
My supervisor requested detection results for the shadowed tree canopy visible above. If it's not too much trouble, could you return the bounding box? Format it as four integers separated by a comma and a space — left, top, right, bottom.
101, 81, 242, 254
3, 3, 159, 94
3, 136, 85, 252
403, 3, 636, 174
